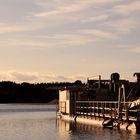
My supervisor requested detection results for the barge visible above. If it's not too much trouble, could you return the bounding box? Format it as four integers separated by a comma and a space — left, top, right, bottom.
57, 73, 140, 133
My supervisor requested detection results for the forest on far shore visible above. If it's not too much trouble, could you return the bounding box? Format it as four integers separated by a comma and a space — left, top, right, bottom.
0, 81, 79, 103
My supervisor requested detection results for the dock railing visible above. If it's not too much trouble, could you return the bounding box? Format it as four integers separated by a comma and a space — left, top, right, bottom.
75, 101, 140, 121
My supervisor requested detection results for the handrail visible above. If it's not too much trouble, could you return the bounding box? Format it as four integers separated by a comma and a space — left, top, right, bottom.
75, 100, 140, 121
76, 100, 140, 104
76, 101, 118, 103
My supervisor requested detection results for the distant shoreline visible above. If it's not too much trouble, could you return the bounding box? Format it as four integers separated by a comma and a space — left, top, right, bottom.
0, 99, 58, 105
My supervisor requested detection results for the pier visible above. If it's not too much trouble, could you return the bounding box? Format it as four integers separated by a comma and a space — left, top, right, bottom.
75, 101, 140, 121
75, 101, 140, 128
58, 100, 140, 129
57, 73, 140, 132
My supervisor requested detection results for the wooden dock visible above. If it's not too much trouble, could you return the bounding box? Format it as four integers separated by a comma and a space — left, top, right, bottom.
75, 101, 140, 121
57, 100, 140, 130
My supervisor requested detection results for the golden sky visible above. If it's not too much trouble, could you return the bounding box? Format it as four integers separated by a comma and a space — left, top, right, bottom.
0, 0, 139, 82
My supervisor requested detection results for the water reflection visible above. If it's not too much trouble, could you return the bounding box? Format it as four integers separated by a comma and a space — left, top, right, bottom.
56, 118, 140, 140
0, 104, 58, 140
0, 112, 57, 140
0, 104, 139, 140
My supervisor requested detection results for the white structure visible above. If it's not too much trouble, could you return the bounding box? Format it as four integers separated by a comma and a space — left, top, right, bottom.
59, 90, 70, 114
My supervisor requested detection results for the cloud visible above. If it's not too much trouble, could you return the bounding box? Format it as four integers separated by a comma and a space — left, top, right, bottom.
80, 29, 115, 40
35, 2, 87, 17
0, 71, 87, 83
113, 45, 140, 54
11, 71, 38, 81
0, 34, 91, 48
128, 47, 140, 54
113, 1, 140, 15
0, 71, 38, 82
81, 15, 109, 23
105, 19, 139, 35
34, 0, 119, 17
0, 31, 101, 48
0, 0, 138, 48
0, 20, 47, 34
0, 24, 27, 33
44, 34, 93, 47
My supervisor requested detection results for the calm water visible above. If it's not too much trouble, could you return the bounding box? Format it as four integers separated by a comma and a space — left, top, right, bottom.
0, 104, 139, 140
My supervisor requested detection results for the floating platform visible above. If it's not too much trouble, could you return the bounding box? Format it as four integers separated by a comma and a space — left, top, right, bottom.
57, 73, 140, 133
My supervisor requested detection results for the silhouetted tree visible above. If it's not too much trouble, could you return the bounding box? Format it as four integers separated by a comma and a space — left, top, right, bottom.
0, 81, 76, 103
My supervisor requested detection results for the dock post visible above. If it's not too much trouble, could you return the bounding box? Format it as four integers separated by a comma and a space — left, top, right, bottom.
135, 119, 140, 134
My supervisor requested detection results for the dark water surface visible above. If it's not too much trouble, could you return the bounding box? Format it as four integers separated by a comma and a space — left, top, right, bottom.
0, 104, 139, 140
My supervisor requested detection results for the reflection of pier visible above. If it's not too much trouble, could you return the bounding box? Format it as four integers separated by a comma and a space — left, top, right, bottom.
56, 118, 137, 139
56, 118, 103, 134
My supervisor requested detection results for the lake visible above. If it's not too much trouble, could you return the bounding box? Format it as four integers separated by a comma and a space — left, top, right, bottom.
0, 104, 139, 140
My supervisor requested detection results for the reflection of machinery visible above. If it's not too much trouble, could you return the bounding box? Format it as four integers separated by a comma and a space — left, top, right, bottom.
56, 119, 72, 138
56, 118, 104, 137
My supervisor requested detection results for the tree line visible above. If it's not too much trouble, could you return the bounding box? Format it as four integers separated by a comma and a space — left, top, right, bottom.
0, 81, 77, 103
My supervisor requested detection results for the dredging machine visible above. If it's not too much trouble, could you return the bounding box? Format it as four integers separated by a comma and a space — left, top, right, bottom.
57, 73, 140, 133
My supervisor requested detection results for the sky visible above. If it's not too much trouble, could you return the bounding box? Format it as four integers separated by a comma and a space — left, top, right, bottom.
0, 0, 140, 83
